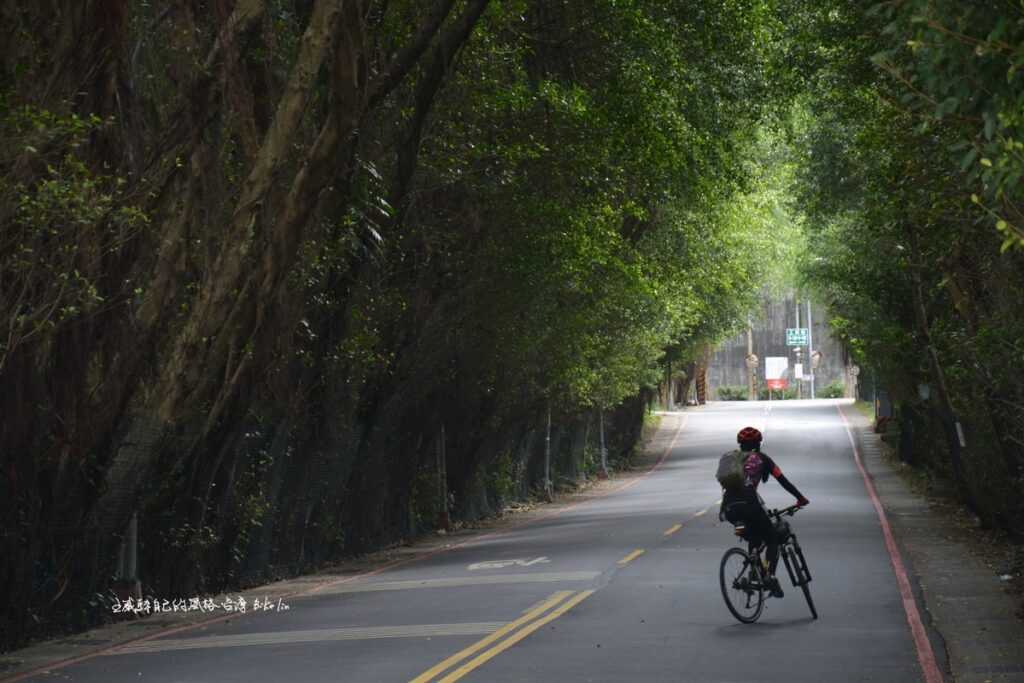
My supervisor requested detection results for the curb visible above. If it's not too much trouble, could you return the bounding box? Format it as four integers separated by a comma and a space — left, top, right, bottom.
837, 403, 946, 683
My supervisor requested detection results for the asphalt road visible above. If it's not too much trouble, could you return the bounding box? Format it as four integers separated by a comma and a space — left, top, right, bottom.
30, 400, 930, 682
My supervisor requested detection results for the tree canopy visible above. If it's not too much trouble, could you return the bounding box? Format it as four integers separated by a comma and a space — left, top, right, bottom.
0, 0, 794, 648
3, 0, 1022, 651
783, 0, 1024, 525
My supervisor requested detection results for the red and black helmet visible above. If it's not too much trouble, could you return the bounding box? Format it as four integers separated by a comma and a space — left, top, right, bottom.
737, 426, 762, 444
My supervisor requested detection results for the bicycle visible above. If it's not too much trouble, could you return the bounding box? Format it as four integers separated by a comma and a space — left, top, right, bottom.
719, 504, 817, 623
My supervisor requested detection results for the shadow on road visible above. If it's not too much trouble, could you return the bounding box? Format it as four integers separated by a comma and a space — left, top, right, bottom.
714, 616, 817, 634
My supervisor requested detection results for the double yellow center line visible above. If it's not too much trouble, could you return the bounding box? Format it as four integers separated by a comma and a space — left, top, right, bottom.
409, 590, 594, 682
411, 499, 719, 681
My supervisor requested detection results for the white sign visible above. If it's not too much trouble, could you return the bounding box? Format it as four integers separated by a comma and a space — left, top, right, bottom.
468, 557, 550, 571
794, 363, 804, 380
765, 357, 789, 381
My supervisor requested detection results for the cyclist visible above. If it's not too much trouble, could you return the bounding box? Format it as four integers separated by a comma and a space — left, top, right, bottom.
720, 426, 809, 597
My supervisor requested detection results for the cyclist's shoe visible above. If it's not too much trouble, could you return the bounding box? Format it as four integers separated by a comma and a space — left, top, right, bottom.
768, 577, 784, 598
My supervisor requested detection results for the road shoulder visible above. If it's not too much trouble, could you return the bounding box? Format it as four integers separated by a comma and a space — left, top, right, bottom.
841, 403, 1024, 683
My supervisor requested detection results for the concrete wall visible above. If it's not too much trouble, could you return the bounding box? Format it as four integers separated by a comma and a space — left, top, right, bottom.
707, 293, 851, 398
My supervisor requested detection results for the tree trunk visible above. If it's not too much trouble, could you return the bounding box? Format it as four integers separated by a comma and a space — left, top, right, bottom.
695, 345, 712, 405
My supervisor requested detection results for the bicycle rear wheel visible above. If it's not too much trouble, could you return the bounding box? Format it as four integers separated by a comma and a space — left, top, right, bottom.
720, 547, 764, 623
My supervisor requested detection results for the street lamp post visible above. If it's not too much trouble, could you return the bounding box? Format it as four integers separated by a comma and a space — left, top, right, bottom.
807, 299, 815, 399
794, 346, 803, 399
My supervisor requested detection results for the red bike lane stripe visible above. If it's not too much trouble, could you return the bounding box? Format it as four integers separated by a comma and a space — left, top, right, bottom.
2, 414, 687, 682
837, 404, 944, 683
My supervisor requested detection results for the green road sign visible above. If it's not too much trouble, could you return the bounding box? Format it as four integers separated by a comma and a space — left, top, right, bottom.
786, 328, 808, 346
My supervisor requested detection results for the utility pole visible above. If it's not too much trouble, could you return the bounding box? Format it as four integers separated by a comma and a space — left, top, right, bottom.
544, 402, 553, 501
599, 409, 609, 479
746, 317, 756, 401
795, 295, 802, 399
437, 424, 450, 530
807, 299, 815, 399
115, 512, 141, 601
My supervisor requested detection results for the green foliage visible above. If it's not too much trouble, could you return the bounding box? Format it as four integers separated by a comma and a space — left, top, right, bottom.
395, 0, 783, 415
818, 381, 845, 399
408, 467, 443, 534
868, 0, 1024, 251
0, 106, 148, 367
782, 0, 1024, 527
488, 451, 519, 505
717, 386, 750, 401
0, 0, 835, 649
759, 386, 797, 400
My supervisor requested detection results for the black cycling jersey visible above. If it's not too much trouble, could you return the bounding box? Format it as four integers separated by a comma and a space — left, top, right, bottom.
721, 450, 804, 505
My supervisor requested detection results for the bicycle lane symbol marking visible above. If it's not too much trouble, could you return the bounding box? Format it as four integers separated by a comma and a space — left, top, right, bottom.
467, 557, 551, 571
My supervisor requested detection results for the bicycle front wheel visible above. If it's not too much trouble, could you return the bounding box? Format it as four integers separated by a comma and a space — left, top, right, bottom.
720, 547, 764, 623
785, 542, 818, 620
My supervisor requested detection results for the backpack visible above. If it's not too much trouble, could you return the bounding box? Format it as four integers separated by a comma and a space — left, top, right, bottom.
716, 449, 750, 491
716, 449, 766, 491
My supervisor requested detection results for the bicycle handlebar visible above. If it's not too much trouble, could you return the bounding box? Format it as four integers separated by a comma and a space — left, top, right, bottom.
768, 504, 803, 519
